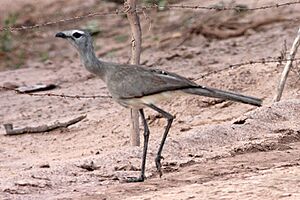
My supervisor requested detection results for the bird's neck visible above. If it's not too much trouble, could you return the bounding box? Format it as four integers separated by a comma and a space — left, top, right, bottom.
78, 46, 106, 80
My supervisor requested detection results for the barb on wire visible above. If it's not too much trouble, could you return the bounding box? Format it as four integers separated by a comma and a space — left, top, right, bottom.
148, 0, 300, 11
0, 86, 111, 99
199, 57, 300, 79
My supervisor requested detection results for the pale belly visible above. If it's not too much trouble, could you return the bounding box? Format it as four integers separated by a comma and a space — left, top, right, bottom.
117, 90, 186, 109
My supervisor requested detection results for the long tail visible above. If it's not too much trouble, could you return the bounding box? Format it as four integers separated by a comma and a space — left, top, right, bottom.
183, 86, 262, 106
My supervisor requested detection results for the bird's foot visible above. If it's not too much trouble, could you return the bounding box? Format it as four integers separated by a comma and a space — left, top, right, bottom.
155, 155, 164, 177
125, 175, 145, 183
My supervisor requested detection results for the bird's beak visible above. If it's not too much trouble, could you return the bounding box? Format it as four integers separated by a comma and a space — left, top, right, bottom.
55, 32, 67, 38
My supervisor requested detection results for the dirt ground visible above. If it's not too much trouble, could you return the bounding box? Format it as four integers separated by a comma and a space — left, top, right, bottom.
1, 0, 300, 199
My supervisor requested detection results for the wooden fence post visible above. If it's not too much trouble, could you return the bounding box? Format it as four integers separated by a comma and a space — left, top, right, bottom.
126, 0, 142, 146
274, 27, 300, 102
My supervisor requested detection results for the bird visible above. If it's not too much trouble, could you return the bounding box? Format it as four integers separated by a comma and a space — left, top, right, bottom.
56, 29, 262, 182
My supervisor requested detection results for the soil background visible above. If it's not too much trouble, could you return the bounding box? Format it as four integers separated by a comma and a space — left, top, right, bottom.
1, 0, 300, 199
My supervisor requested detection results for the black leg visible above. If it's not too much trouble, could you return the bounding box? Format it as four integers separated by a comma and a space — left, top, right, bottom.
126, 109, 150, 183
147, 104, 174, 177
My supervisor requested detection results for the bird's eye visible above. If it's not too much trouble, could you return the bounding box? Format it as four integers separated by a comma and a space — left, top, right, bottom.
72, 32, 83, 38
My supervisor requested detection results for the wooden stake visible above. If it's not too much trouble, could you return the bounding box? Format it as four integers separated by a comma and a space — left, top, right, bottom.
274, 27, 300, 102
126, 0, 142, 146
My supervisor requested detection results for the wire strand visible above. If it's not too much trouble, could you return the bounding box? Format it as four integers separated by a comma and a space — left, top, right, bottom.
1, 1, 300, 32
1, 57, 299, 99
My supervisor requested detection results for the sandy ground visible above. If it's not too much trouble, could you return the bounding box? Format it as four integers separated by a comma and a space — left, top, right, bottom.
1, 0, 300, 199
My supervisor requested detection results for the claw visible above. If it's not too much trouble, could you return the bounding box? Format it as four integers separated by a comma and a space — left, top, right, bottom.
125, 175, 145, 183
155, 156, 164, 177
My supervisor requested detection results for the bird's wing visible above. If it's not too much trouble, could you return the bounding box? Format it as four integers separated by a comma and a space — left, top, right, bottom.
106, 64, 198, 99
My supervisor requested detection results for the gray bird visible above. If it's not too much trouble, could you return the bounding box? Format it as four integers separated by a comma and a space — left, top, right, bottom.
56, 29, 262, 182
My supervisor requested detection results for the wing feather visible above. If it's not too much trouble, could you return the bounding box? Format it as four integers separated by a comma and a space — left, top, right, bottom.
106, 64, 197, 99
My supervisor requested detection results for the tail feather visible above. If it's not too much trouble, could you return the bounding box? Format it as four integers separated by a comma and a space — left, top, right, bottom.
183, 86, 262, 107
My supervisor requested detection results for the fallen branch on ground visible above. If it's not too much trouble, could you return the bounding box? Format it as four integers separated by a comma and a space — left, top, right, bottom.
202, 18, 286, 39
190, 15, 287, 39
3, 115, 86, 136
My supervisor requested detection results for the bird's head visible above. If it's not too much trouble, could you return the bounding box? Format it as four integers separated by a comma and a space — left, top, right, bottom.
55, 29, 93, 53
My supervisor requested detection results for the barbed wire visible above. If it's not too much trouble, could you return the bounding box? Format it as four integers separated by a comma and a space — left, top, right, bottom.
1, 57, 300, 99
0, 86, 111, 99
0, 10, 124, 32
198, 57, 300, 79
1, 1, 300, 32
151, 0, 300, 11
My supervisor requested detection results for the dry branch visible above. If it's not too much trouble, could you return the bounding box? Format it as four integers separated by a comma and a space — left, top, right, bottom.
190, 16, 287, 39
126, 0, 142, 146
274, 27, 300, 102
3, 115, 86, 136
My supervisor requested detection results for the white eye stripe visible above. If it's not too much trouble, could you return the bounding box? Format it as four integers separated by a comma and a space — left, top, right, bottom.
72, 30, 84, 35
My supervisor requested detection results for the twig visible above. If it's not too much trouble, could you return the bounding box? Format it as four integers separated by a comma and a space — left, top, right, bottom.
274, 27, 300, 102
193, 17, 287, 39
126, 0, 142, 147
3, 115, 86, 136
279, 40, 288, 64
141, 7, 152, 32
